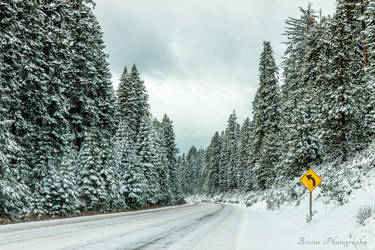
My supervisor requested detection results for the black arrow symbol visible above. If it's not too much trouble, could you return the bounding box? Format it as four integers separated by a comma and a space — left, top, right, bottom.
306, 175, 316, 186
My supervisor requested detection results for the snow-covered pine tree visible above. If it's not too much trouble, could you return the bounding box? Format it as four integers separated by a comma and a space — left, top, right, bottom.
205, 132, 221, 195
364, 0, 375, 137
32, 1, 77, 199
218, 131, 229, 193
177, 154, 188, 195
279, 5, 317, 178
136, 115, 161, 206
152, 118, 173, 205
117, 65, 150, 141
200, 145, 211, 194
280, 4, 316, 135
1, 0, 119, 217
195, 148, 206, 194
78, 125, 108, 211
41, 142, 80, 216
121, 142, 147, 209
0, 131, 31, 220
225, 111, 241, 191
0, 80, 31, 219
116, 67, 136, 140
5, 0, 70, 194
280, 12, 322, 178
251, 41, 280, 190
161, 114, 181, 204
238, 118, 252, 192
99, 136, 124, 211
0, 0, 33, 220
114, 121, 137, 210
184, 146, 198, 194
319, 0, 367, 162
66, 1, 117, 151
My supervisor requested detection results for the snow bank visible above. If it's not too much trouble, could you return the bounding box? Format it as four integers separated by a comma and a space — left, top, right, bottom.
187, 142, 375, 249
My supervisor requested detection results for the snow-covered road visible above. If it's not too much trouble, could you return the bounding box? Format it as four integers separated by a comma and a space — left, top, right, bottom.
0, 203, 243, 250
1, 202, 373, 250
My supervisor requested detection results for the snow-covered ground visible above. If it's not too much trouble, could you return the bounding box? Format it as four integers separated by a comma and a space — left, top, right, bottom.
237, 182, 375, 250
2, 141, 375, 250
1, 189, 375, 250
186, 183, 375, 250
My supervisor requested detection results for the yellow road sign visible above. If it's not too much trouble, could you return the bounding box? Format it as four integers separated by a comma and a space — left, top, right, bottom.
300, 169, 322, 192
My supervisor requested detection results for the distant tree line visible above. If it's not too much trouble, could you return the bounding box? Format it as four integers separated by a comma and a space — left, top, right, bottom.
0, 0, 181, 221
179, 0, 375, 196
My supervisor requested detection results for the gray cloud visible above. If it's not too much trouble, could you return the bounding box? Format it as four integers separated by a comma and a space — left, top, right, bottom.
94, 0, 336, 153
95, 5, 180, 77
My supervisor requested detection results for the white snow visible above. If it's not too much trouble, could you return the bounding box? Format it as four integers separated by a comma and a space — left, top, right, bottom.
2, 152, 375, 250
1, 189, 375, 250
185, 163, 375, 250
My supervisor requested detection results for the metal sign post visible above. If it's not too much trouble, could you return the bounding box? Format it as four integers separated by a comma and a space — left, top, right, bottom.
309, 191, 312, 222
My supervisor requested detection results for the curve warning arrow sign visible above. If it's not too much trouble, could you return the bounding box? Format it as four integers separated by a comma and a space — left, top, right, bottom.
300, 169, 322, 192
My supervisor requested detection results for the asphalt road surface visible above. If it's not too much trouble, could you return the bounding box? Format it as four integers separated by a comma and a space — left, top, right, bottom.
0, 203, 247, 250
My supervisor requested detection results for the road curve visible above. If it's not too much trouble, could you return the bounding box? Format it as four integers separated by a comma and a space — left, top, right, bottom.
0, 203, 243, 250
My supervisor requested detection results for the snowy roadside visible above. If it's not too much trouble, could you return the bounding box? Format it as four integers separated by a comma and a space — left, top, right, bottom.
186, 143, 375, 250
0, 203, 196, 233
188, 184, 375, 250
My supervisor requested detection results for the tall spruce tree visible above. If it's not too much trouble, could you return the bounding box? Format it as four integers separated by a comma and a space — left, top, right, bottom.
41, 142, 80, 216
136, 115, 160, 206
225, 111, 240, 191
251, 41, 280, 190
281, 11, 322, 178
279, 5, 318, 178
218, 131, 229, 193
78, 125, 108, 211
152, 119, 173, 205
320, 0, 367, 162
116, 65, 150, 142
161, 114, 181, 203
238, 118, 252, 192
66, 1, 117, 151
364, 0, 375, 136
114, 121, 136, 209
205, 132, 222, 194
0, 0, 33, 219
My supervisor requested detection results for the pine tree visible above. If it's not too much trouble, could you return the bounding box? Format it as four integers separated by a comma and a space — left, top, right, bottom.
251, 41, 280, 190
0, 109, 31, 219
161, 114, 181, 203
78, 125, 108, 211
152, 119, 173, 205
279, 5, 318, 178
238, 118, 252, 192
116, 66, 136, 139
66, 2, 117, 151
205, 132, 221, 194
41, 143, 80, 216
185, 146, 198, 194
177, 154, 188, 195
116, 65, 150, 142
0, 0, 32, 219
114, 121, 136, 210
364, 0, 375, 136
2, 0, 70, 193
225, 111, 240, 191
320, 0, 367, 162
280, 12, 322, 178
218, 132, 229, 193
100, 136, 124, 211
122, 149, 146, 209
136, 115, 160, 206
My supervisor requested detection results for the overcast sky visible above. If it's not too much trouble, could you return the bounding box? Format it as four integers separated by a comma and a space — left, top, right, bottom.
93, 0, 335, 153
